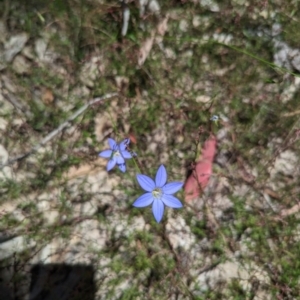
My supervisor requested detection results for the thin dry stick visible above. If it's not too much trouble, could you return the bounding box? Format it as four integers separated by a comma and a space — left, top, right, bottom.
121, 0, 130, 36
2, 90, 33, 119
0, 92, 118, 168
276, 202, 300, 219
282, 109, 300, 117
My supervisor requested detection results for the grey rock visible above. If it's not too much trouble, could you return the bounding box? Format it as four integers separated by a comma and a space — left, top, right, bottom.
79, 55, 105, 87
290, 49, 300, 71
4, 33, 29, 62
12, 54, 31, 74
199, 0, 220, 12
0, 236, 36, 260
194, 259, 270, 298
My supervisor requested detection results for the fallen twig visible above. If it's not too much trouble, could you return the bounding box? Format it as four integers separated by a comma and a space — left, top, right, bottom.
282, 109, 300, 117
0, 92, 118, 168
121, 0, 130, 36
2, 89, 33, 119
280, 202, 300, 218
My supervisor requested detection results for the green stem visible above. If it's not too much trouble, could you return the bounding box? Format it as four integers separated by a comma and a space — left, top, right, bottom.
132, 156, 142, 174
164, 35, 299, 77
217, 42, 299, 77
107, 111, 119, 138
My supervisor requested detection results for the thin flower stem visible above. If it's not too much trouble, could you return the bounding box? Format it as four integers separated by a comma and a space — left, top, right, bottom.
195, 141, 202, 161
210, 119, 219, 135
132, 156, 142, 174
107, 110, 119, 137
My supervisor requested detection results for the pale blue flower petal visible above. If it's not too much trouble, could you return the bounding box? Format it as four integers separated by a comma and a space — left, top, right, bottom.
137, 174, 155, 192
108, 138, 117, 150
121, 150, 132, 159
107, 158, 117, 171
155, 165, 167, 188
161, 194, 183, 208
119, 138, 130, 151
118, 163, 126, 173
133, 193, 154, 207
210, 115, 219, 121
152, 199, 164, 223
116, 155, 125, 164
99, 149, 112, 158
162, 182, 183, 195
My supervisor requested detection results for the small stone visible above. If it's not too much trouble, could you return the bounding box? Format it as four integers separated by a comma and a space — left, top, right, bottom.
22, 45, 35, 60
2, 74, 17, 93
196, 95, 211, 103
35, 38, 47, 61
166, 216, 195, 250
12, 55, 31, 74
80, 56, 105, 88
35, 38, 57, 64
0, 89, 14, 114
212, 33, 233, 45
130, 216, 146, 232
115, 76, 129, 90
272, 150, 298, 176
0, 236, 36, 260
4, 33, 29, 62
148, 0, 160, 14
280, 76, 300, 103
271, 23, 282, 37
259, 9, 269, 19
164, 47, 176, 59
0, 144, 8, 164
0, 118, 7, 131
273, 40, 292, 70
199, 0, 220, 12
179, 20, 189, 32
290, 49, 300, 72
192, 16, 201, 27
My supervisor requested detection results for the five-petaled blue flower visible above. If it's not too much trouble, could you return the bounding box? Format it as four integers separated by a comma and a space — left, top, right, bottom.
133, 165, 183, 223
99, 138, 133, 172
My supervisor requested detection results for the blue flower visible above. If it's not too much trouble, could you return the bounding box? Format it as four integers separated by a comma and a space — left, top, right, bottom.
133, 165, 183, 223
99, 138, 133, 172
210, 115, 219, 122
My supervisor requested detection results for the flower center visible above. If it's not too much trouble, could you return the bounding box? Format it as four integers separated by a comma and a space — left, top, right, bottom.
113, 150, 121, 157
152, 188, 162, 199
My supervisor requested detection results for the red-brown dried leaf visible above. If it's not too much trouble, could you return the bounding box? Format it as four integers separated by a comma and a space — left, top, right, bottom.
184, 135, 217, 201
129, 133, 137, 144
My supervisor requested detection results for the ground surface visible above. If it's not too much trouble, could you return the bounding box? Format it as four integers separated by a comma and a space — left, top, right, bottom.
1, 0, 300, 299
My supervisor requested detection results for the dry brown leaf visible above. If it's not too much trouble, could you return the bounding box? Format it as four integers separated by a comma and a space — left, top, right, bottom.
42, 87, 54, 105
280, 203, 300, 217
138, 30, 155, 66
138, 15, 169, 66
157, 15, 169, 36
184, 136, 217, 202
65, 159, 106, 180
